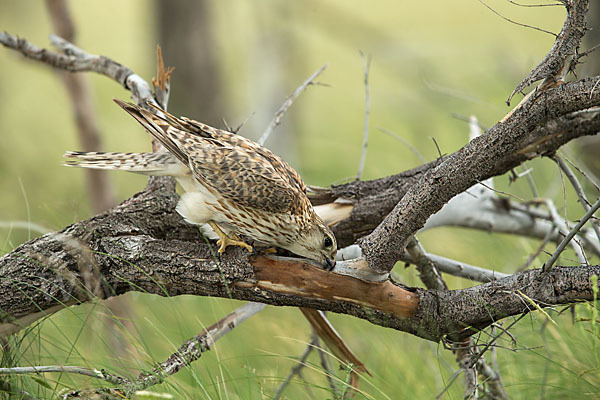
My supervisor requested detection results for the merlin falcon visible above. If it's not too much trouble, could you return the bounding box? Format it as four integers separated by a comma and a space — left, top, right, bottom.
65, 99, 337, 270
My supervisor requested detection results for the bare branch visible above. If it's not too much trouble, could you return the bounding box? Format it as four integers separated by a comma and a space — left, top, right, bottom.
356, 51, 371, 180
516, 226, 557, 272
133, 302, 265, 393
414, 253, 509, 282
456, 338, 478, 399
0, 180, 597, 342
543, 197, 600, 271
359, 76, 600, 273
406, 237, 447, 290
479, 0, 558, 37
541, 198, 587, 264
273, 332, 320, 400
564, 155, 600, 192
505, 0, 562, 7
0, 32, 157, 108
377, 127, 427, 163
0, 365, 129, 386
554, 155, 600, 242
507, 0, 589, 104
258, 63, 327, 145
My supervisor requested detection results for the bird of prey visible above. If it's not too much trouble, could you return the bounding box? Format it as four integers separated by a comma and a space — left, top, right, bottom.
64, 99, 337, 270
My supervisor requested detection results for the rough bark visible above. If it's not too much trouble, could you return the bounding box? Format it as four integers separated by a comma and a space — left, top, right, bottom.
359, 78, 600, 273
1, 177, 598, 342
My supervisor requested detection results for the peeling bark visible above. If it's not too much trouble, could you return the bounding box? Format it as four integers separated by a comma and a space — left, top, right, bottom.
1, 178, 598, 342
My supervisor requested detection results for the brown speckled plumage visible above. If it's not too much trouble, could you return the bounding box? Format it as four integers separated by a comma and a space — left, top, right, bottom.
64, 99, 337, 269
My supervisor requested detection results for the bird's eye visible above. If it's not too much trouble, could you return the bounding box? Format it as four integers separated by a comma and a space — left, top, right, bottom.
324, 236, 333, 248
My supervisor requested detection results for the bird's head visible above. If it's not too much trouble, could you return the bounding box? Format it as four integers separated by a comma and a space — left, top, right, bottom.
283, 215, 337, 271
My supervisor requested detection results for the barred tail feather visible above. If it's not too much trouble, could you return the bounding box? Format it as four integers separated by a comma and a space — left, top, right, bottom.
112, 99, 190, 167
63, 151, 185, 176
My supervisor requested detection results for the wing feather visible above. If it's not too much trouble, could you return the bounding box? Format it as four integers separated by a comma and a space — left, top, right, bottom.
115, 99, 307, 214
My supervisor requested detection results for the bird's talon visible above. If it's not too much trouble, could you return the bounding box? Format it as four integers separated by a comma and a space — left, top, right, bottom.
264, 247, 277, 255
214, 234, 252, 255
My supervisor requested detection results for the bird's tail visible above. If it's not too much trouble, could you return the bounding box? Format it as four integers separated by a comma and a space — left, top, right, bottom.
63, 151, 185, 176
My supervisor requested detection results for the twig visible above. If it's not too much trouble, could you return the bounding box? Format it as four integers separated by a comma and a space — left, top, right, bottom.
467, 313, 527, 369
418, 253, 509, 282
543, 198, 587, 264
316, 338, 340, 398
543, 197, 600, 272
505, 0, 562, 7
0, 365, 130, 386
479, 0, 557, 37
377, 127, 426, 163
430, 136, 443, 160
356, 51, 371, 180
258, 63, 327, 145
455, 338, 478, 400
273, 331, 320, 400
0, 32, 155, 108
435, 369, 464, 399
516, 226, 557, 272
133, 302, 266, 394
563, 155, 600, 192
406, 237, 447, 290
520, 164, 539, 197
554, 155, 600, 243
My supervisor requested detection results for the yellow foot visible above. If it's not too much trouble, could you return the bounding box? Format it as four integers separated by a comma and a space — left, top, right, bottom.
208, 221, 253, 254
264, 247, 278, 255
216, 236, 254, 254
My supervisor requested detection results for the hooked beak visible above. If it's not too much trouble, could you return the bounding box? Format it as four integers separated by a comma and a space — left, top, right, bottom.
323, 256, 336, 271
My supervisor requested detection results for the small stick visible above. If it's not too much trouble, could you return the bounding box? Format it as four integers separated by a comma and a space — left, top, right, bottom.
0, 365, 130, 386
356, 51, 371, 180
554, 155, 600, 243
544, 197, 600, 272
273, 332, 320, 400
258, 64, 327, 145
377, 127, 426, 163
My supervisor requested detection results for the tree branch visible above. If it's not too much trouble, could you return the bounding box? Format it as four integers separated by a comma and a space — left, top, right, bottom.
0, 183, 597, 343
507, 0, 589, 104
359, 79, 600, 273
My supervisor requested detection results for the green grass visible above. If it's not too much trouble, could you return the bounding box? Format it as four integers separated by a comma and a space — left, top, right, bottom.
2, 281, 599, 399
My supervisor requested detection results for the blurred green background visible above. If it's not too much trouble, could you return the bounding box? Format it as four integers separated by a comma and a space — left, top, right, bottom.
1, 1, 599, 399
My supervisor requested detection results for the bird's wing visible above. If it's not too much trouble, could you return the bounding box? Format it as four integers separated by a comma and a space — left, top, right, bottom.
115, 99, 307, 214
114, 99, 190, 166
189, 144, 305, 215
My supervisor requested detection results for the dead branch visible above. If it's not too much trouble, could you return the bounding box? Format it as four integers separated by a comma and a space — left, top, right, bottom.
358, 77, 600, 273
258, 63, 327, 145
507, 0, 589, 104
0, 181, 598, 342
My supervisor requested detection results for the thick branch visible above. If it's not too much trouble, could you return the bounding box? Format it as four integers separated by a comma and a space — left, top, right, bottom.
508, 0, 589, 104
359, 80, 600, 272
1, 184, 597, 342
0, 32, 155, 107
